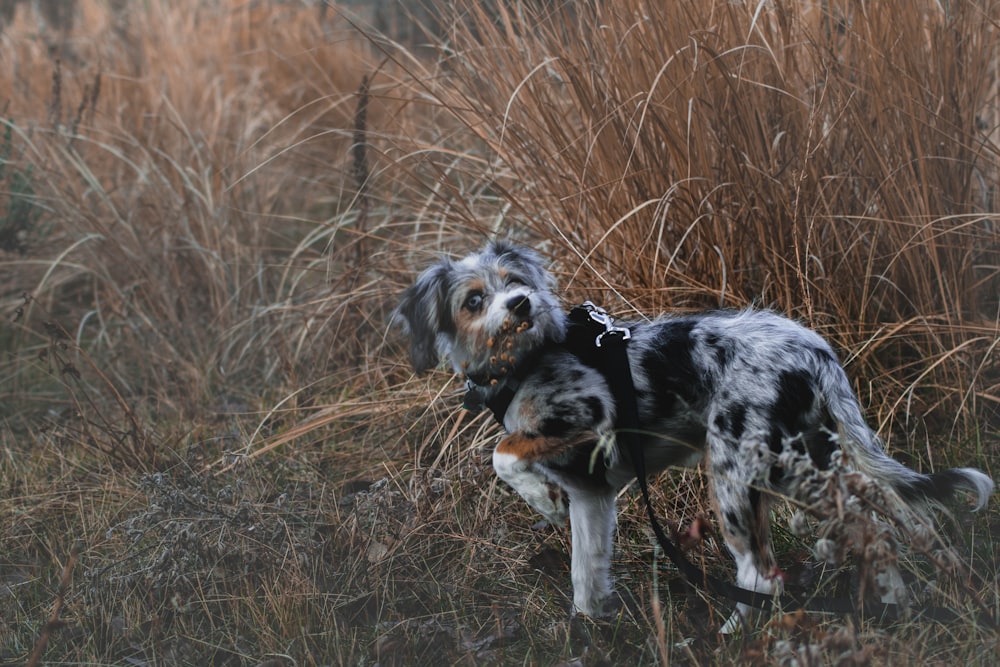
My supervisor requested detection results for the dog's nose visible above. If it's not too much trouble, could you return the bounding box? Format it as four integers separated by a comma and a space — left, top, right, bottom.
506, 294, 531, 317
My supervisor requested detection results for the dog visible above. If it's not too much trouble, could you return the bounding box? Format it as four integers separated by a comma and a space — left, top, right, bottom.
395, 241, 994, 626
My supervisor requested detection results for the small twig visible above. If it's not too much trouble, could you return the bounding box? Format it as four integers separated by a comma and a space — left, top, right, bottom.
26, 540, 83, 667
47, 59, 63, 130
352, 73, 372, 263
15, 295, 154, 468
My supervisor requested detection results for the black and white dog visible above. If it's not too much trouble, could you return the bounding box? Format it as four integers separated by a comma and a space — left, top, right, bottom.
395, 241, 993, 626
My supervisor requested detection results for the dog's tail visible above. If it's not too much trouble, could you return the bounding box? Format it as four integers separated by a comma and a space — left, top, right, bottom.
818, 363, 994, 511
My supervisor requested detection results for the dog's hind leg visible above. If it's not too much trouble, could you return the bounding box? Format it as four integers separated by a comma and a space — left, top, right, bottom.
707, 431, 782, 633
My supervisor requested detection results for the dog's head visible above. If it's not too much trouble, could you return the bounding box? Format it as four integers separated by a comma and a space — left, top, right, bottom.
395, 241, 565, 383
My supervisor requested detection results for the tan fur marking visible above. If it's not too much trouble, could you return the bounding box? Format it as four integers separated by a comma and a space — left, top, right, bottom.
453, 279, 491, 351
496, 432, 575, 462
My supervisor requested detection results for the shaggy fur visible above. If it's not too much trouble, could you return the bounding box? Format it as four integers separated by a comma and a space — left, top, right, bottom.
395, 241, 994, 626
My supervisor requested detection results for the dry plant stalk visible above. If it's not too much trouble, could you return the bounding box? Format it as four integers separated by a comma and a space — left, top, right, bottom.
780, 432, 990, 619
353, 74, 372, 244
13, 294, 154, 469
25, 539, 82, 667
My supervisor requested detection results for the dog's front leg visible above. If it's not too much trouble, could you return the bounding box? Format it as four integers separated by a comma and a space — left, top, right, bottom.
492, 432, 617, 616
567, 487, 618, 617
492, 435, 569, 524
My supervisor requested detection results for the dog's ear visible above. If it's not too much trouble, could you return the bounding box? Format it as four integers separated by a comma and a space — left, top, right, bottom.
394, 260, 453, 374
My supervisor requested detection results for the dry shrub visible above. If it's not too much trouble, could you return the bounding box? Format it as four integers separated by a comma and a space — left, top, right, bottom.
92, 467, 324, 610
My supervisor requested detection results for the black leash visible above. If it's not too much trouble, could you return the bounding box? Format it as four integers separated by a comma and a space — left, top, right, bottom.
470, 303, 994, 627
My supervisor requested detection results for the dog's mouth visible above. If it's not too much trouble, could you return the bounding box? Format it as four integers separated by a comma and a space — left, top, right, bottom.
505, 316, 533, 334
464, 318, 537, 386
465, 354, 523, 386
490, 316, 534, 346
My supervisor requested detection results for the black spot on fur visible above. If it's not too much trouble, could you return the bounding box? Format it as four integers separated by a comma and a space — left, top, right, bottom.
538, 367, 558, 385
771, 370, 815, 434
704, 332, 735, 368
767, 426, 791, 456
543, 441, 610, 489
540, 417, 574, 438
768, 370, 839, 473
765, 370, 831, 482
714, 413, 728, 433
540, 396, 604, 438
642, 320, 705, 417
724, 510, 743, 533
729, 403, 747, 440
768, 373, 812, 451
584, 396, 605, 425
714, 456, 735, 473
810, 411, 839, 467
785, 409, 838, 474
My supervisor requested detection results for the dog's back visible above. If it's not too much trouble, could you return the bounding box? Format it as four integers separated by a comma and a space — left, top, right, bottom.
623, 309, 993, 509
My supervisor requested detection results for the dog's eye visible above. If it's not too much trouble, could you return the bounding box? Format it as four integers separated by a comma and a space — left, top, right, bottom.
464, 292, 484, 312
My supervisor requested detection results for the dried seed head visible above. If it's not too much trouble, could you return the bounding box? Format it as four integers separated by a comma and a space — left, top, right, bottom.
844, 495, 863, 515
814, 538, 839, 565
790, 511, 811, 538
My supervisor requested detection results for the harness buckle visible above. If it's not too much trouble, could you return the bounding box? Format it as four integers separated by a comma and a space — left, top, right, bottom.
581, 301, 632, 347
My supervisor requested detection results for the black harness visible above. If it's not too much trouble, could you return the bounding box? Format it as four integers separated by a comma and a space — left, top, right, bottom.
464, 303, 994, 627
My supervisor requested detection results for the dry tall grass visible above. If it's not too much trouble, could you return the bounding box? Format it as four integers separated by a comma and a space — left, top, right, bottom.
421, 0, 1000, 447
1, 0, 998, 664
1, 0, 420, 419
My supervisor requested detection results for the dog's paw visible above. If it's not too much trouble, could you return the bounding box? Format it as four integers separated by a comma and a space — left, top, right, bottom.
572, 591, 617, 619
